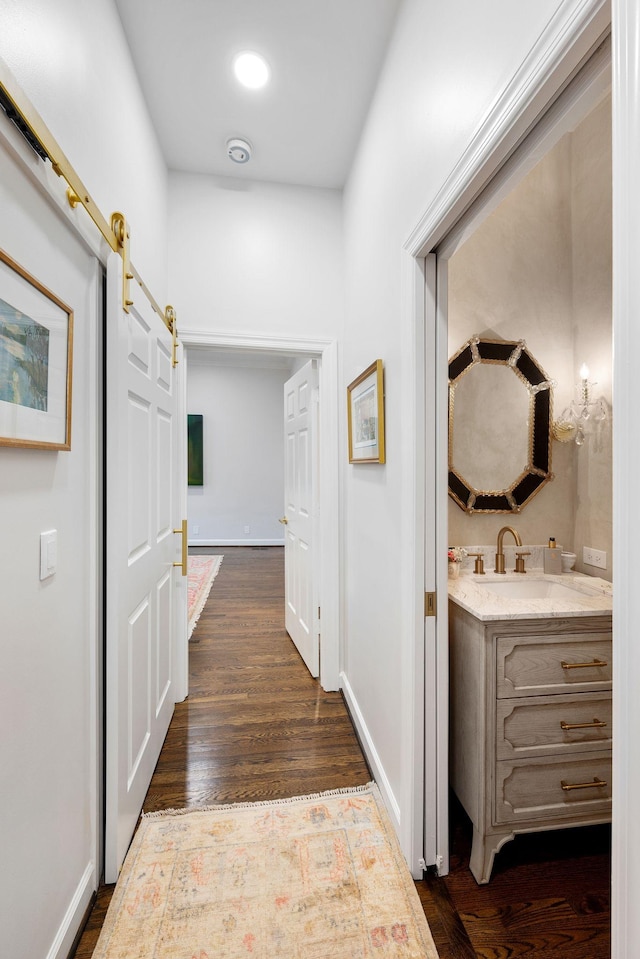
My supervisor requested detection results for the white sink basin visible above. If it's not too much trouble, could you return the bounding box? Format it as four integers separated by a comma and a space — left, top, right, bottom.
480, 579, 600, 601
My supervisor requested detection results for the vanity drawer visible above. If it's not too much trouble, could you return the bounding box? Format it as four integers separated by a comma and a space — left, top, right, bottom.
496, 692, 612, 760
494, 751, 612, 824
496, 633, 612, 698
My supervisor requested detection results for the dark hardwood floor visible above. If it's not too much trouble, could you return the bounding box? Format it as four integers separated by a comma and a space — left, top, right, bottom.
72, 546, 610, 958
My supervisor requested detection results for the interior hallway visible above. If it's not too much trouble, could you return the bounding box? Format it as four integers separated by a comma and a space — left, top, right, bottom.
73, 547, 609, 959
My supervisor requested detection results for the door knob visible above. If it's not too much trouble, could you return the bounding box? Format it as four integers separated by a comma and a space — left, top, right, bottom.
278, 516, 288, 525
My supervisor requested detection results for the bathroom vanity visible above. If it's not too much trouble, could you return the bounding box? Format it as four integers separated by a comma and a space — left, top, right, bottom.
448, 570, 612, 883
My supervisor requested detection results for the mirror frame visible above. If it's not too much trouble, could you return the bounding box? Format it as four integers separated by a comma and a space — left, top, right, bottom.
448, 336, 554, 513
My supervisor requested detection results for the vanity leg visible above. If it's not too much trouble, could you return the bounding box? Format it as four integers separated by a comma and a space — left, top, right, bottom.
469, 827, 515, 884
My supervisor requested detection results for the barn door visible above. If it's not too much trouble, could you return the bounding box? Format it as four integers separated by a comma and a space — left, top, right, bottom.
104, 250, 183, 880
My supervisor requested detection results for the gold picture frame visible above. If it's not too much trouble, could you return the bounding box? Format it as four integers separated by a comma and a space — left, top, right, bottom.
0, 248, 73, 450
347, 359, 385, 464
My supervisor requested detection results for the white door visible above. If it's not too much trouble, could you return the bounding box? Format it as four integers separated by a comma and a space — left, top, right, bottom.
105, 251, 183, 881
424, 253, 450, 873
283, 361, 319, 676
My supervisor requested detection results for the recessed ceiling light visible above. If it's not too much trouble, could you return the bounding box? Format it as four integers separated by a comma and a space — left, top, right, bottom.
233, 51, 270, 90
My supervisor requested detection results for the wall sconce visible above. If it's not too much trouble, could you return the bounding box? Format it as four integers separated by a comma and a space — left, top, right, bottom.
553, 363, 609, 446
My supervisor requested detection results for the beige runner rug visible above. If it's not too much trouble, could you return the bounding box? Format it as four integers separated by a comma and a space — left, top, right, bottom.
91, 782, 439, 958
187, 555, 223, 640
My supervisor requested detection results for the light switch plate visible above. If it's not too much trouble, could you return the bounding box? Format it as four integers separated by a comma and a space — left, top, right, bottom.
40, 529, 57, 580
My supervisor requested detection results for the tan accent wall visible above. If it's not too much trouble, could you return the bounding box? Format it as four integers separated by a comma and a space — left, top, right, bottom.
448, 96, 612, 580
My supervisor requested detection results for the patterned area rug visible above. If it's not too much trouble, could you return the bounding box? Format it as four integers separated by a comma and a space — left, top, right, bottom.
188, 555, 223, 640
90, 783, 439, 958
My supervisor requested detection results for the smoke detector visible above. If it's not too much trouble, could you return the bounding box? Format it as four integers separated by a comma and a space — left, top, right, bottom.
226, 138, 252, 164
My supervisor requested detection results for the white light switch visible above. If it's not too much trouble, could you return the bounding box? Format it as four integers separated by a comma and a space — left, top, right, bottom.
40, 529, 57, 580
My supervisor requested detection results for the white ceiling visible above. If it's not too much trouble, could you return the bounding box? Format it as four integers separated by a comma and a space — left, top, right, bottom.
113, 0, 401, 190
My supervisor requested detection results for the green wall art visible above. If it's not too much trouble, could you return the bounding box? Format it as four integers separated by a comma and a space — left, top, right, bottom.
187, 413, 204, 486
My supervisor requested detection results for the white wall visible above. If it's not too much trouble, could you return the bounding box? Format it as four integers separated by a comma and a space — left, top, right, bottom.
0, 135, 100, 959
0, 0, 168, 301
340, 0, 568, 845
0, 1, 170, 956
187, 354, 290, 546
168, 172, 344, 340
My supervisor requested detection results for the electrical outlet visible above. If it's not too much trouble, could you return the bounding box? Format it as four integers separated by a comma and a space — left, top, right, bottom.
583, 546, 607, 570
193, 525, 199, 535
243, 525, 250, 534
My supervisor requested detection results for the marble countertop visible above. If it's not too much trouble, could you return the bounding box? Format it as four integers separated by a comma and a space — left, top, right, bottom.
448, 568, 613, 621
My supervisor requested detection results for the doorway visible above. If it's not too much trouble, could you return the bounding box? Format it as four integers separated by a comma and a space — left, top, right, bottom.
418, 28, 612, 949
180, 331, 341, 691
442, 90, 611, 950
407, 23, 612, 882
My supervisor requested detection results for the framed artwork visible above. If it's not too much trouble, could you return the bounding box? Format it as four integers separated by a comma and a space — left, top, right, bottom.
347, 359, 385, 463
0, 248, 73, 450
187, 413, 204, 485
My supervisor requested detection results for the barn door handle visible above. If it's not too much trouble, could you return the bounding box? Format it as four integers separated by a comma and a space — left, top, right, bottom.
173, 519, 187, 576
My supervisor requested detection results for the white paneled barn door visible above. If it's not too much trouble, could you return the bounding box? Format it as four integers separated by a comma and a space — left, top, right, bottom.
105, 250, 182, 880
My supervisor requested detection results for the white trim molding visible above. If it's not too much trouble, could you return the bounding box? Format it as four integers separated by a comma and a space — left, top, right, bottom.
340, 672, 403, 843
611, 3, 640, 956
397, 249, 428, 877
180, 328, 341, 691
180, 328, 334, 357
45, 861, 96, 959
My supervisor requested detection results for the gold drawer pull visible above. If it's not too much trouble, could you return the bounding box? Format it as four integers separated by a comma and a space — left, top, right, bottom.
560, 718, 607, 731
561, 777, 608, 791
561, 659, 608, 670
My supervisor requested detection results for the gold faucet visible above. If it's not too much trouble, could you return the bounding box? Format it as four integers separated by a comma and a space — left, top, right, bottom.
495, 526, 522, 574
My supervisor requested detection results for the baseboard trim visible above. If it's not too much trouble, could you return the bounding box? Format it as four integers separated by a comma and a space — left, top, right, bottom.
46, 860, 96, 959
340, 671, 401, 834
188, 538, 284, 547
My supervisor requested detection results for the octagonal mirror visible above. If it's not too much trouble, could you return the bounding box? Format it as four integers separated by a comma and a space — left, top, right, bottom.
448, 336, 554, 513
